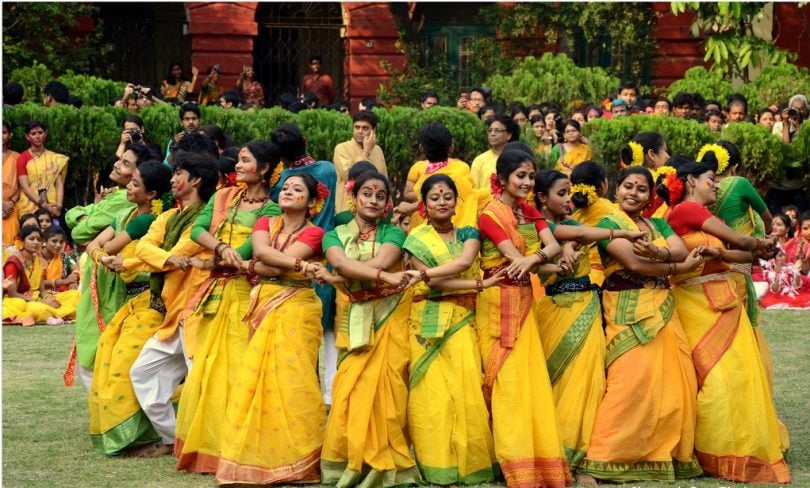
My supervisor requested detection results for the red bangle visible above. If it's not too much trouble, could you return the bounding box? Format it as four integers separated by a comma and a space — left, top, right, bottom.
420, 269, 430, 283
294, 258, 302, 272
476, 279, 484, 293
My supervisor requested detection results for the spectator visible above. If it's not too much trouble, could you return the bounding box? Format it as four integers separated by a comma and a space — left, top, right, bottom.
301, 55, 335, 106
617, 80, 639, 112
610, 98, 628, 117
570, 109, 587, 125
278, 91, 298, 110
161, 62, 198, 105
3, 121, 21, 246
164, 102, 202, 164
690, 92, 705, 120
471, 114, 520, 190
218, 91, 244, 110
585, 105, 602, 122
4, 82, 24, 108
200, 124, 233, 156
758, 108, 776, 131
456, 87, 488, 114
782, 205, 800, 232
704, 99, 722, 113
530, 114, 549, 153
773, 95, 807, 143
197, 64, 224, 106
173, 132, 218, 159
326, 99, 350, 114
551, 119, 592, 174
672, 92, 692, 118
653, 97, 671, 116
419, 91, 439, 109
34, 207, 54, 232
527, 104, 543, 120
511, 106, 529, 127
235, 64, 264, 109
705, 109, 725, 133
43, 81, 69, 107
545, 110, 565, 145
726, 93, 749, 123
301, 91, 319, 109
359, 97, 379, 111
15, 121, 68, 221
478, 104, 496, 122
332, 110, 387, 213
114, 114, 161, 159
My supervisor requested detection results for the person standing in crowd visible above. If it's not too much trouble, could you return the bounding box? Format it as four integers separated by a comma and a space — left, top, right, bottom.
235, 64, 264, 109
672, 92, 692, 119
610, 99, 628, 118
85, 162, 173, 454
705, 110, 725, 133
661, 160, 790, 484
217, 173, 327, 485
217, 91, 244, 111
174, 141, 281, 473
15, 121, 68, 224
616, 80, 639, 113
128, 151, 219, 458
726, 94, 749, 123
161, 62, 199, 105
653, 97, 671, 116
570, 161, 616, 287
419, 90, 439, 109
301, 55, 335, 107
471, 115, 520, 190
552, 119, 592, 174
164, 102, 203, 165
43, 81, 70, 107
456, 87, 488, 115
316, 171, 421, 487
579, 166, 704, 483
402, 174, 500, 485
476, 149, 571, 487
3, 121, 21, 246
332, 110, 387, 214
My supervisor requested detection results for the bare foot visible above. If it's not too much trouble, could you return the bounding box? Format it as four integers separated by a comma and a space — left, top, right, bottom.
576, 473, 597, 486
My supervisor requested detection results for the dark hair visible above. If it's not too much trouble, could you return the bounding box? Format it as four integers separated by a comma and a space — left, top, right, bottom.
126, 142, 160, 165
360, 97, 379, 110
757, 108, 775, 122
672, 92, 692, 108
68, 95, 83, 108
663, 155, 693, 173
136, 161, 173, 197
420, 173, 458, 203
2, 120, 10, 133
353, 110, 377, 129
698, 140, 741, 174
727, 93, 748, 113
585, 105, 602, 119
419, 91, 439, 104
4, 82, 24, 105
18, 224, 41, 241
200, 124, 232, 151
618, 80, 638, 94
122, 114, 144, 129
477, 104, 495, 120
18, 213, 37, 227
347, 161, 377, 181
44, 81, 69, 104
704, 109, 725, 122
496, 148, 535, 179
219, 90, 243, 107
656, 159, 713, 206
242, 140, 282, 185
281, 172, 318, 203
351, 171, 390, 199
175, 132, 218, 158
511, 107, 529, 121
655, 97, 671, 110
618, 166, 655, 192
34, 208, 53, 223
165, 62, 187, 83
470, 87, 490, 103
419, 122, 453, 163
619, 132, 665, 167
799, 210, 810, 226
309, 54, 323, 64
25, 120, 45, 134
772, 213, 795, 239
503, 141, 535, 158
570, 161, 607, 209
529, 114, 544, 126
179, 101, 201, 120
534, 169, 568, 209
42, 225, 66, 241
171, 150, 220, 202
565, 119, 581, 133
271, 123, 307, 161
219, 146, 239, 177
782, 204, 799, 216
301, 92, 319, 109
691, 92, 705, 108
488, 115, 521, 143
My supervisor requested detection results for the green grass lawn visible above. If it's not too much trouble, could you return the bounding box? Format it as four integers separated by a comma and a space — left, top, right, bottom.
3, 310, 808, 487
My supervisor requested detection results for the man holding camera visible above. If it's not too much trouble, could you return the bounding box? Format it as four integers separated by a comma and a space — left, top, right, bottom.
775, 94, 807, 143
163, 102, 202, 165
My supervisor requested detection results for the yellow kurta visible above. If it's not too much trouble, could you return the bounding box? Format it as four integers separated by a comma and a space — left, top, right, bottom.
332, 140, 387, 214
2, 253, 79, 324
470, 149, 498, 191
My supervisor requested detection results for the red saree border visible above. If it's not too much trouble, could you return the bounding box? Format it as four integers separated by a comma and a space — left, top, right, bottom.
216, 447, 321, 485
690, 296, 740, 389
696, 450, 791, 484
500, 456, 573, 488
174, 438, 219, 474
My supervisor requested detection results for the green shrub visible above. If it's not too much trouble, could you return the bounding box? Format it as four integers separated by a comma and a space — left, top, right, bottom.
718, 122, 792, 192
58, 71, 127, 107
485, 53, 619, 109
666, 66, 734, 103
739, 63, 810, 110
8, 63, 52, 103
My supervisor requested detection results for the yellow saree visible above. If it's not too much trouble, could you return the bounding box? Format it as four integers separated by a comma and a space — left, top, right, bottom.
535, 219, 604, 472
579, 211, 702, 482
668, 211, 790, 483
3, 252, 78, 324
408, 159, 491, 229
217, 217, 325, 484
571, 197, 615, 287
321, 221, 421, 487
3, 149, 20, 246
17, 149, 68, 215
403, 223, 496, 485
554, 144, 591, 174
477, 200, 572, 488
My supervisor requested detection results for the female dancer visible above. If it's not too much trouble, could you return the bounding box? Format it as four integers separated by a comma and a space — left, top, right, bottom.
661, 160, 791, 483
86, 162, 174, 454
533, 169, 644, 483
174, 140, 281, 472
570, 161, 615, 286
216, 173, 328, 484
618, 132, 671, 217
402, 174, 501, 485
317, 171, 421, 487
579, 166, 703, 482
476, 149, 571, 487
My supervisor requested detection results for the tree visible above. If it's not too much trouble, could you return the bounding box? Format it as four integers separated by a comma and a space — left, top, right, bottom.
2, 3, 113, 76
671, 2, 796, 83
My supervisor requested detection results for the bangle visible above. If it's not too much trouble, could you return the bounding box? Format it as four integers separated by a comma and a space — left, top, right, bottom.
654, 247, 662, 261
294, 258, 302, 272
476, 279, 484, 293
669, 262, 676, 275
718, 247, 725, 261
536, 249, 549, 264
376, 269, 383, 283
420, 269, 430, 283
248, 257, 258, 276
664, 247, 672, 262
609, 228, 614, 241
215, 242, 227, 256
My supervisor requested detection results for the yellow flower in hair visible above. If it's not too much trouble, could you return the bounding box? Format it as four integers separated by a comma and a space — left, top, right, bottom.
268, 164, 283, 188
628, 141, 645, 167
570, 183, 598, 207
151, 199, 163, 216
651, 165, 676, 183
696, 143, 731, 175
347, 196, 357, 214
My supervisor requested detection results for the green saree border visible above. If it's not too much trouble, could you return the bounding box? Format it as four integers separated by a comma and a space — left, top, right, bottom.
90, 410, 159, 455
546, 291, 599, 385
408, 311, 473, 389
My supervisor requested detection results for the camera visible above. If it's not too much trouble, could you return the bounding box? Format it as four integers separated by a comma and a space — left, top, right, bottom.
133, 85, 142, 94
787, 107, 798, 118
129, 129, 143, 143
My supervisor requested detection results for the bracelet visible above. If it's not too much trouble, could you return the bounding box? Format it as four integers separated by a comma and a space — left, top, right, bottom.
301, 261, 309, 275
668, 261, 676, 275
609, 228, 614, 241
215, 242, 228, 257
664, 247, 672, 262
294, 258, 302, 272
536, 249, 549, 264
654, 246, 662, 261
376, 269, 383, 283
718, 247, 725, 261
248, 257, 258, 276
476, 279, 484, 293
420, 269, 430, 283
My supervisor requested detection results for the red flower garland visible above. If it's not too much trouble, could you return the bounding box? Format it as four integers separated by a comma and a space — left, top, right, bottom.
664, 172, 684, 206
490, 173, 504, 195
226, 172, 237, 187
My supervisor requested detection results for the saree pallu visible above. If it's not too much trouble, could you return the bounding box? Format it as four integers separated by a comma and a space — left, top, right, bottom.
321, 290, 421, 487
88, 290, 163, 454
571, 198, 615, 287
553, 144, 591, 174
216, 279, 325, 485
3, 254, 79, 324
535, 249, 604, 472
17, 149, 68, 215
3, 150, 20, 246
175, 213, 254, 473
404, 224, 495, 485
477, 201, 571, 488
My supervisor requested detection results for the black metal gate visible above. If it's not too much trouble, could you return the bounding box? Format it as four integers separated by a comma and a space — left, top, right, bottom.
253, 3, 345, 107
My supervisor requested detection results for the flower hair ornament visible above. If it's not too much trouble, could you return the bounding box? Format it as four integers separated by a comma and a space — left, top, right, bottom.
663, 172, 685, 206
628, 141, 645, 167
383, 198, 394, 218
417, 200, 428, 219
345, 179, 357, 213
490, 173, 504, 196
651, 165, 676, 184
570, 183, 598, 207
225, 172, 238, 187
696, 143, 730, 174
309, 182, 330, 218
268, 164, 283, 188
151, 192, 175, 216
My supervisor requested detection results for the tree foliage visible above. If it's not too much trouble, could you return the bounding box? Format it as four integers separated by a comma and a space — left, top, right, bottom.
738, 64, 810, 110
2, 3, 113, 76
666, 66, 734, 103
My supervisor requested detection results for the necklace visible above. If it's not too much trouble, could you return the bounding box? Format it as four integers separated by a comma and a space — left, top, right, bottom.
242, 192, 269, 204
432, 221, 454, 234
358, 223, 377, 241
289, 155, 316, 169
270, 216, 306, 252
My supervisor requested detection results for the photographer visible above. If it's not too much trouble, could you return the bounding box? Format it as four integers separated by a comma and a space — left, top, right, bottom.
114, 114, 162, 159
115, 83, 164, 113
775, 95, 807, 143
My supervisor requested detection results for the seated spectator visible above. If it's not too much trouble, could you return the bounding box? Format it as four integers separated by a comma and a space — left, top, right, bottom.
757, 246, 810, 310
783, 205, 800, 232
3, 82, 24, 108
418, 90, 439, 109
40, 225, 79, 293
653, 97, 671, 116
287, 100, 309, 113
705, 109, 725, 133
326, 99, 351, 114
758, 108, 776, 132
34, 208, 53, 232
671, 92, 692, 118
236, 64, 264, 109
218, 91, 244, 110
198, 64, 224, 106
43, 81, 70, 107
161, 62, 199, 105
278, 92, 298, 110
301, 91, 319, 109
